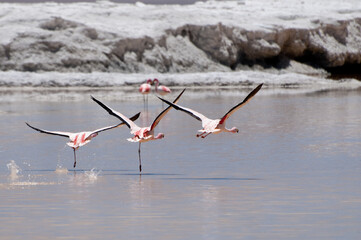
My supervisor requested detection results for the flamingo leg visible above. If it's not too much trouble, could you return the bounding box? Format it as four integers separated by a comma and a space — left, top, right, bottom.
73, 148, 77, 168
146, 95, 148, 111
143, 95, 146, 110
196, 132, 207, 138
138, 142, 142, 173
201, 132, 212, 138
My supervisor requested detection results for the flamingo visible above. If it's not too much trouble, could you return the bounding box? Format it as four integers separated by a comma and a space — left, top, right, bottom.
25, 112, 140, 168
139, 79, 153, 109
158, 84, 263, 138
91, 89, 185, 173
153, 78, 171, 108
153, 78, 171, 96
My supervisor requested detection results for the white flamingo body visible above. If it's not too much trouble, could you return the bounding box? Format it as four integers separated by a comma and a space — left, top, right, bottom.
139, 83, 152, 94
155, 85, 171, 96
26, 112, 140, 168
158, 84, 263, 138
91, 89, 185, 172
153, 78, 171, 97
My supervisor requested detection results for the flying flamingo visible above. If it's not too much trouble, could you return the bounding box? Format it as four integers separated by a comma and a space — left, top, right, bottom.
25, 112, 140, 168
139, 79, 153, 109
91, 89, 185, 173
158, 84, 263, 138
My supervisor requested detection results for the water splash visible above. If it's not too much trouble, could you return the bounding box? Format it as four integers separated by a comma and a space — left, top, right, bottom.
55, 166, 69, 174
6, 160, 21, 181
84, 168, 101, 181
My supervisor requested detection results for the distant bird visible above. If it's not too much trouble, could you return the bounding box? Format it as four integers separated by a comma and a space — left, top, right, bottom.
153, 78, 171, 96
25, 112, 140, 168
158, 84, 263, 138
91, 89, 185, 173
139, 79, 153, 109
153, 78, 171, 108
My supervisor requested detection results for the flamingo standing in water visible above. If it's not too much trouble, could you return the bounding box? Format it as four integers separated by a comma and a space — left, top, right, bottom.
153, 78, 171, 96
153, 78, 171, 108
25, 112, 140, 168
91, 89, 185, 173
158, 84, 263, 138
139, 79, 153, 109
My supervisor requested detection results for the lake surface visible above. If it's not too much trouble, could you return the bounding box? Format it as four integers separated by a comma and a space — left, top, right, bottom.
0, 87, 361, 239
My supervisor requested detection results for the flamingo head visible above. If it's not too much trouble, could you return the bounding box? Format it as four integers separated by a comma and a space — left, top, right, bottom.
154, 132, 164, 139
146, 79, 153, 84
153, 78, 159, 85
229, 127, 239, 133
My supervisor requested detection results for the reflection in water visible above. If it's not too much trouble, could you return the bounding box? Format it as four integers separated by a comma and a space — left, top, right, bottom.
200, 185, 220, 240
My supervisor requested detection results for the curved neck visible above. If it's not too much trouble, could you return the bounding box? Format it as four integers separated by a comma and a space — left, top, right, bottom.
154, 79, 159, 88
154, 133, 164, 139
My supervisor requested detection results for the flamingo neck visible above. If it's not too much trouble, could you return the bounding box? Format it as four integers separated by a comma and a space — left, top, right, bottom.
154, 133, 164, 139
227, 127, 239, 133
153, 79, 159, 90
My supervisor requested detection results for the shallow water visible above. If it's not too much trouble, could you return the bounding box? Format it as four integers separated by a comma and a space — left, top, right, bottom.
0, 88, 361, 239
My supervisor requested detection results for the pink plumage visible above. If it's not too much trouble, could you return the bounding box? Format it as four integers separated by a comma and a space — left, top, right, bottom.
139, 79, 152, 94
139, 79, 153, 109
153, 78, 171, 96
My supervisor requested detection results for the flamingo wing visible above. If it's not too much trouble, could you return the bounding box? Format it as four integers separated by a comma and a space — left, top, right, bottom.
89, 112, 140, 135
26, 122, 71, 138
219, 83, 263, 124
151, 89, 185, 130
90, 122, 124, 135
91, 96, 140, 130
157, 96, 209, 123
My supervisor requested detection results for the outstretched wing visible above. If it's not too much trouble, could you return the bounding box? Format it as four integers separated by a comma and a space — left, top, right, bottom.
219, 83, 263, 124
91, 96, 140, 130
151, 89, 185, 130
157, 96, 209, 122
90, 123, 123, 134
26, 122, 71, 138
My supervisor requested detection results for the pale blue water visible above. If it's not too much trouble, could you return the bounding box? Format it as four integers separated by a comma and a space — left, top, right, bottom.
0, 88, 360, 239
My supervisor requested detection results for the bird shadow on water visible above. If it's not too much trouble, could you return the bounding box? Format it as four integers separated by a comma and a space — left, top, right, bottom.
103, 172, 184, 176
21, 170, 260, 180
164, 177, 262, 181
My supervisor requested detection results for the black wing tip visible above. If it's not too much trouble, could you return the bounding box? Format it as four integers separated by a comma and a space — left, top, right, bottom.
157, 96, 173, 105
25, 122, 35, 129
90, 95, 99, 102
254, 83, 264, 94
255, 83, 264, 91
130, 112, 141, 122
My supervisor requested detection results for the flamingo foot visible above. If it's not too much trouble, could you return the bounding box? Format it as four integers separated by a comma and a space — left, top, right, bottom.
197, 132, 207, 138
201, 133, 211, 138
